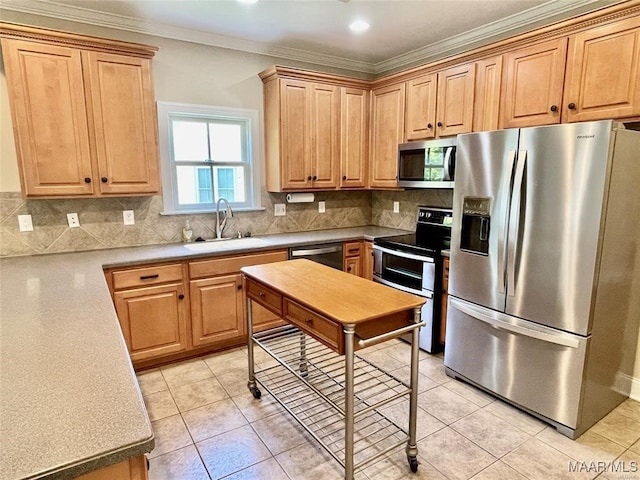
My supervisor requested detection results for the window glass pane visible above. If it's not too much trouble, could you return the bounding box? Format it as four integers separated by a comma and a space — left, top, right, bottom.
214, 167, 245, 202
176, 165, 214, 205
197, 168, 213, 204
172, 120, 209, 162
209, 123, 242, 162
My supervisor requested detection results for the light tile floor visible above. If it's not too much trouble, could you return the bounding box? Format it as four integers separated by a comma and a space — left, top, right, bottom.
138, 339, 640, 480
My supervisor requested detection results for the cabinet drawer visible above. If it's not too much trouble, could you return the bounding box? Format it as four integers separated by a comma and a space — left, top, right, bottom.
112, 264, 183, 290
284, 299, 342, 353
189, 250, 288, 278
343, 241, 362, 257
246, 278, 283, 316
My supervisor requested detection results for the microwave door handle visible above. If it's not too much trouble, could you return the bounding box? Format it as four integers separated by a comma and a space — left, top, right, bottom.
507, 150, 527, 297
497, 150, 516, 294
444, 147, 454, 181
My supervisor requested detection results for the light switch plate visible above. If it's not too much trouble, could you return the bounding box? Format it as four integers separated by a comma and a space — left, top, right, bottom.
393, 201, 400, 213
18, 214, 33, 232
123, 210, 135, 225
318, 201, 326, 213
274, 203, 286, 216
67, 213, 80, 228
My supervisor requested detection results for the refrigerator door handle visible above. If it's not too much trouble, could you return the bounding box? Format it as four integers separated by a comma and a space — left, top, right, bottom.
498, 150, 516, 294
450, 297, 581, 349
507, 150, 527, 297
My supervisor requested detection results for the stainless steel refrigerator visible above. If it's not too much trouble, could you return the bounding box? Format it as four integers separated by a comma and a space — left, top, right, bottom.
444, 120, 640, 439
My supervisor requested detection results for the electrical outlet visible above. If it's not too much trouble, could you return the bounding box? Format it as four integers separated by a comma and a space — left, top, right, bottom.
393, 201, 400, 213
318, 201, 326, 213
18, 214, 34, 232
67, 213, 80, 228
274, 203, 286, 216
123, 210, 135, 225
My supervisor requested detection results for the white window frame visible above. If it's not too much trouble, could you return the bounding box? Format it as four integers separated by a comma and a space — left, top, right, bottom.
157, 101, 262, 214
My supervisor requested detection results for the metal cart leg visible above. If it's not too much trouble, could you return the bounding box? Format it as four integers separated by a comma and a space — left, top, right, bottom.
406, 307, 421, 472
299, 330, 308, 377
246, 298, 261, 399
344, 324, 356, 480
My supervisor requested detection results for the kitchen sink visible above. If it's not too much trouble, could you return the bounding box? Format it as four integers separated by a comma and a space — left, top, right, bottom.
182, 237, 270, 252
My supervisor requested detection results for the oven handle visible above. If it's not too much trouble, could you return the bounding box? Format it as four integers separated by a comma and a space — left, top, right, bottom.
373, 245, 435, 263
373, 276, 434, 298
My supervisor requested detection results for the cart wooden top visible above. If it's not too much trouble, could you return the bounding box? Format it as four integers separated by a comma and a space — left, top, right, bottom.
241, 259, 425, 326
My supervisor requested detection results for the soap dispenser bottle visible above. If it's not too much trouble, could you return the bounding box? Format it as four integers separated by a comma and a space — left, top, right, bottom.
182, 220, 193, 243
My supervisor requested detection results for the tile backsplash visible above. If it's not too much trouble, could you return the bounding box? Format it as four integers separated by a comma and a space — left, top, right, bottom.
0, 188, 452, 257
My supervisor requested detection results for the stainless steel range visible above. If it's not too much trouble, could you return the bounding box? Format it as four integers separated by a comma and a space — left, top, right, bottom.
373, 207, 452, 353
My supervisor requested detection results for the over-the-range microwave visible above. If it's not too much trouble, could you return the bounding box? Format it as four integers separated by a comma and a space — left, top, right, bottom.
397, 138, 456, 188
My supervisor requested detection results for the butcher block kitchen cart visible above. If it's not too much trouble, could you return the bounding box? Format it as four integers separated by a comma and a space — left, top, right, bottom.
241, 259, 426, 479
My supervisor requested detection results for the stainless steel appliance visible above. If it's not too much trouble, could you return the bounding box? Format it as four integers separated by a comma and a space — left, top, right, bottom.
289, 242, 343, 270
374, 207, 452, 353
397, 138, 456, 188
445, 120, 640, 439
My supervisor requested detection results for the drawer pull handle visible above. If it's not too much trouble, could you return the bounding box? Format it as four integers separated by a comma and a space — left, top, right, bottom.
304, 317, 314, 324
259, 292, 266, 298
140, 274, 160, 280
348, 248, 359, 253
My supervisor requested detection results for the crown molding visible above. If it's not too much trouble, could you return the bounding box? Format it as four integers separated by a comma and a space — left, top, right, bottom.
0, 0, 625, 76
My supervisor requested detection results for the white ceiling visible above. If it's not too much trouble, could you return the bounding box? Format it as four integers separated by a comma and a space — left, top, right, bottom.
0, 0, 625, 74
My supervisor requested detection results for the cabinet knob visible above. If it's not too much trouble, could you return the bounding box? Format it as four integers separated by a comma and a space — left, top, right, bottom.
342, 175, 347, 180
237, 284, 243, 290
427, 123, 433, 129
178, 294, 184, 300
347, 266, 352, 272
84, 177, 92, 183
312, 175, 317, 181
101, 177, 108, 183
437, 121, 443, 127
550, 105, 558, 112
568, 102, 576, 110
307, 176, 312, 181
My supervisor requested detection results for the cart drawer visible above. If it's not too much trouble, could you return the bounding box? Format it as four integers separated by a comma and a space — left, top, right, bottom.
246, 278, 283, 315
284, 298, 342, 353
112, 264, 183, 290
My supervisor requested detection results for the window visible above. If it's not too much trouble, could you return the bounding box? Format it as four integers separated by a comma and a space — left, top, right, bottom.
157, 102, 261, 213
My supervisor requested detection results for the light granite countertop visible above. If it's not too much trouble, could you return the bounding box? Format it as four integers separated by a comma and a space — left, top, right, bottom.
0, 226, 409, 480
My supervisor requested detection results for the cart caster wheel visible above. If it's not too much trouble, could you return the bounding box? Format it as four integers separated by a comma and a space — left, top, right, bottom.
408, 457, 419, 473
250, 387, 261, 399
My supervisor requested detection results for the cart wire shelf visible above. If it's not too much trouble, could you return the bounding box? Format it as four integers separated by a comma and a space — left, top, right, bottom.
252, 325, 411, 471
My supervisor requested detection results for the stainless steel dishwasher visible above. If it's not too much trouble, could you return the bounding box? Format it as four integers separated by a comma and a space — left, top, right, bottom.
288, 242, 343, 270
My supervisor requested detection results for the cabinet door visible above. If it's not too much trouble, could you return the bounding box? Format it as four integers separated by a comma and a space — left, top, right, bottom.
1, 39, 94, 196
563, 17, 640, 122
405, 73, 437, 140
280, 79, 312, 190
252, 302, 287, 333
83, 51, 159, 194
370, 83, 405, 188
436, 63, 476, 137
310, 83, 340, 189
340, 87, 369, 188
500, 38, 567, 128
362, 241, 374, 281
473, 56, 503, 132
114, 283, 188, 362
190, 274, 245, 347
344, 256, 361, 277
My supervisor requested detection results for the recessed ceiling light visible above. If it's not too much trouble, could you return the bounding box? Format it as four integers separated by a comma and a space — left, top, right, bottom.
349, 20, 370, 33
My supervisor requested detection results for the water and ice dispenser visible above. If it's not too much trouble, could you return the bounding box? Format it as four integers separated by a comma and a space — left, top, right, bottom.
460, 197, 491, 255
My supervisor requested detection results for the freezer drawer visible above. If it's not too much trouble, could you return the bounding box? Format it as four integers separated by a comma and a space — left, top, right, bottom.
444, 297, 589, 431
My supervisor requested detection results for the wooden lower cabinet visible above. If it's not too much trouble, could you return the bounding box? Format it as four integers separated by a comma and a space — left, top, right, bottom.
75, 456, 147, 480
190, 274, 245, 346
343, 241, 362, 276
113, 282, 188, 362
362, 241, 374, 281
439, 257, 450, 345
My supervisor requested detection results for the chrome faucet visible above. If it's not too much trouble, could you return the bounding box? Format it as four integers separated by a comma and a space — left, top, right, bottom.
215, 198, 233, 239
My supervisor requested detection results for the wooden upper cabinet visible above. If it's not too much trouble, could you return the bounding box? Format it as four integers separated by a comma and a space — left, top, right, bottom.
340, 87, 369, 188
405, 73, 437, 140
500, 38, 568, 128
563, 16, 640, 123
435, 63, 476, 137
369, 82, 405, 188
264, 76, 340, 191
83, 52, 159, 194
1, 39, 95, 196
0, 25, 160, 198
473, 56, 503, 132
